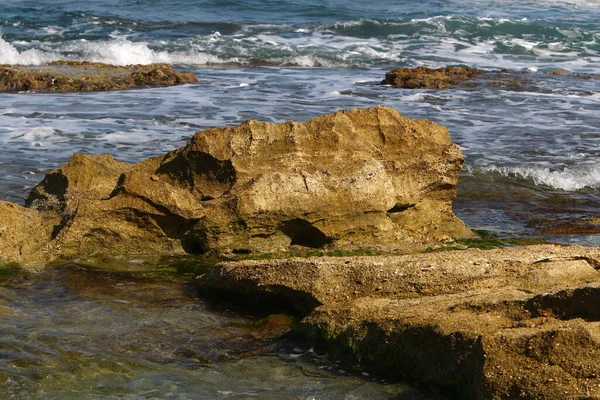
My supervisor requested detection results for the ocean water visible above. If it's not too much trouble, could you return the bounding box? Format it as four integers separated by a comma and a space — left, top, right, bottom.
0, 1, 599, 397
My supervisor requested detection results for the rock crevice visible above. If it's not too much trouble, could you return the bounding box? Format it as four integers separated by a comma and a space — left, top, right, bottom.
0, 106, 472, 263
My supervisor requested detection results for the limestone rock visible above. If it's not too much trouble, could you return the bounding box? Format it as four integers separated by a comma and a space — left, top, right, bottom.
26, 153, 131, 213
0, 201, 51, 265
24, 106, 472, 257
197, 244, 600, 399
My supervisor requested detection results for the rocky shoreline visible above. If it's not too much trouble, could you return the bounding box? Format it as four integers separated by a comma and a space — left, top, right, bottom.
197, 245, 600, 399
381, 66, 600, 90
1, 99, 599, 398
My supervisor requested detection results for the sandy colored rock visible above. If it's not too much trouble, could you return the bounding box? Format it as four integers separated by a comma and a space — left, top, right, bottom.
26, 153, 132, 213
197, 244, 600, 399
20, 106, 472, 259
0, 201, 52, 265
0, 61, 197, 92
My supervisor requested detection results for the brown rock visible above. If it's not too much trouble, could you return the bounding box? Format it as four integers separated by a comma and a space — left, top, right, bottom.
22, 106, 471, 258
26, 153, 131, 213
0, 61, 197, 92
382, 66, 599, 91
0, 201, 51, 265
197, 244, 600, 399
381, 66, 483, 89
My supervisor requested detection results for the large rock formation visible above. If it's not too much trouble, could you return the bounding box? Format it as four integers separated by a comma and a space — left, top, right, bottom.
197, 244, 600, 399
0, 61, 197, 92
1, 106, 472, 262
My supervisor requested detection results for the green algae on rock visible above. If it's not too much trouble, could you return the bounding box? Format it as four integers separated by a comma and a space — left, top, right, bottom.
0, 61, 197, 92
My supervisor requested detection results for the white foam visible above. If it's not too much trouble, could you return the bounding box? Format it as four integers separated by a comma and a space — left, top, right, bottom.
6, 127, 67, 148
82, 39, 160, 65
476, 164, 600, 191
0, 35, 56, 65
0, 35, 240, 66
401, 93, 443, 102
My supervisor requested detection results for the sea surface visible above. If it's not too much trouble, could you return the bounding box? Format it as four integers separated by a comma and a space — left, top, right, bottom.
0, 0, 599, 398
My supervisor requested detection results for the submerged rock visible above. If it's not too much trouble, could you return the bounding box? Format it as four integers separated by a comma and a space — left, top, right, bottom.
1, 106, 472, 263
197, 244, 600, 399
0, 61, 197, 92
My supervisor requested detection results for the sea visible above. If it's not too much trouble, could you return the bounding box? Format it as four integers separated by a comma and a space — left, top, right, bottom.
0, 0, 599, 398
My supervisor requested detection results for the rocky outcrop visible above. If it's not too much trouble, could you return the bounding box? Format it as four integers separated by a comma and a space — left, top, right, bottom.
382, 66, 599, 90
1, 106, 471, 263
197, 244, 600, 399
382, 67, 483, 89
0, 61, 197, 92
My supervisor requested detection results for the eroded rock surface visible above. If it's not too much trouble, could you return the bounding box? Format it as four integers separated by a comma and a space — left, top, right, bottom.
0, 61, 197, 92
1, 106, 472, 263
197, 244, 600, 399
0, 201, 51, 266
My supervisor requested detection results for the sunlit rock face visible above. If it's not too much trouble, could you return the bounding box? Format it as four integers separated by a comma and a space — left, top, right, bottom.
3, 106, 471, 262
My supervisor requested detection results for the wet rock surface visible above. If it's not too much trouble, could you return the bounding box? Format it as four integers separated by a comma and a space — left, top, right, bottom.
382, 67, 484, 89
0, 61, 197, 92
0, 106, 472, 263
382, 66, 599, 90
197, 244, 600, 399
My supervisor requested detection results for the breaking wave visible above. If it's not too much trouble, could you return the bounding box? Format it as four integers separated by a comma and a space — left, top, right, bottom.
469, 164, 600, 191
1, 14, 598, 69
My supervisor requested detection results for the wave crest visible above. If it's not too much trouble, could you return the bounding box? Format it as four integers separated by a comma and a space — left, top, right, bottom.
469, 164, 600, 191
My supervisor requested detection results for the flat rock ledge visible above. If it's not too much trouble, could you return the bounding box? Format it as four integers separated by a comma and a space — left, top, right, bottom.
0, 61, 197, 92
197, 244, 600, 399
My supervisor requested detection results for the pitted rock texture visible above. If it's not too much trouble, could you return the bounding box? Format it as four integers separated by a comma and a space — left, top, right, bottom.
6, 106, 471, 261
197, 244, 600, 400
0, 201, 51, 266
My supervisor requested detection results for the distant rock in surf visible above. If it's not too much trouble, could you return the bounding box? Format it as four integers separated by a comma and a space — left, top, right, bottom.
381, 66, 484, 89
382, 66, 600, 90
0, 61, 197, 92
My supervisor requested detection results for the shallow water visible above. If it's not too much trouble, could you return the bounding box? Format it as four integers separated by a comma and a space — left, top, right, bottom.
0, 262, 432, 399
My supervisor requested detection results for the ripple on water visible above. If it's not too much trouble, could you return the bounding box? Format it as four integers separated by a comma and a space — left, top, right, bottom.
0, 263, 436, 399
